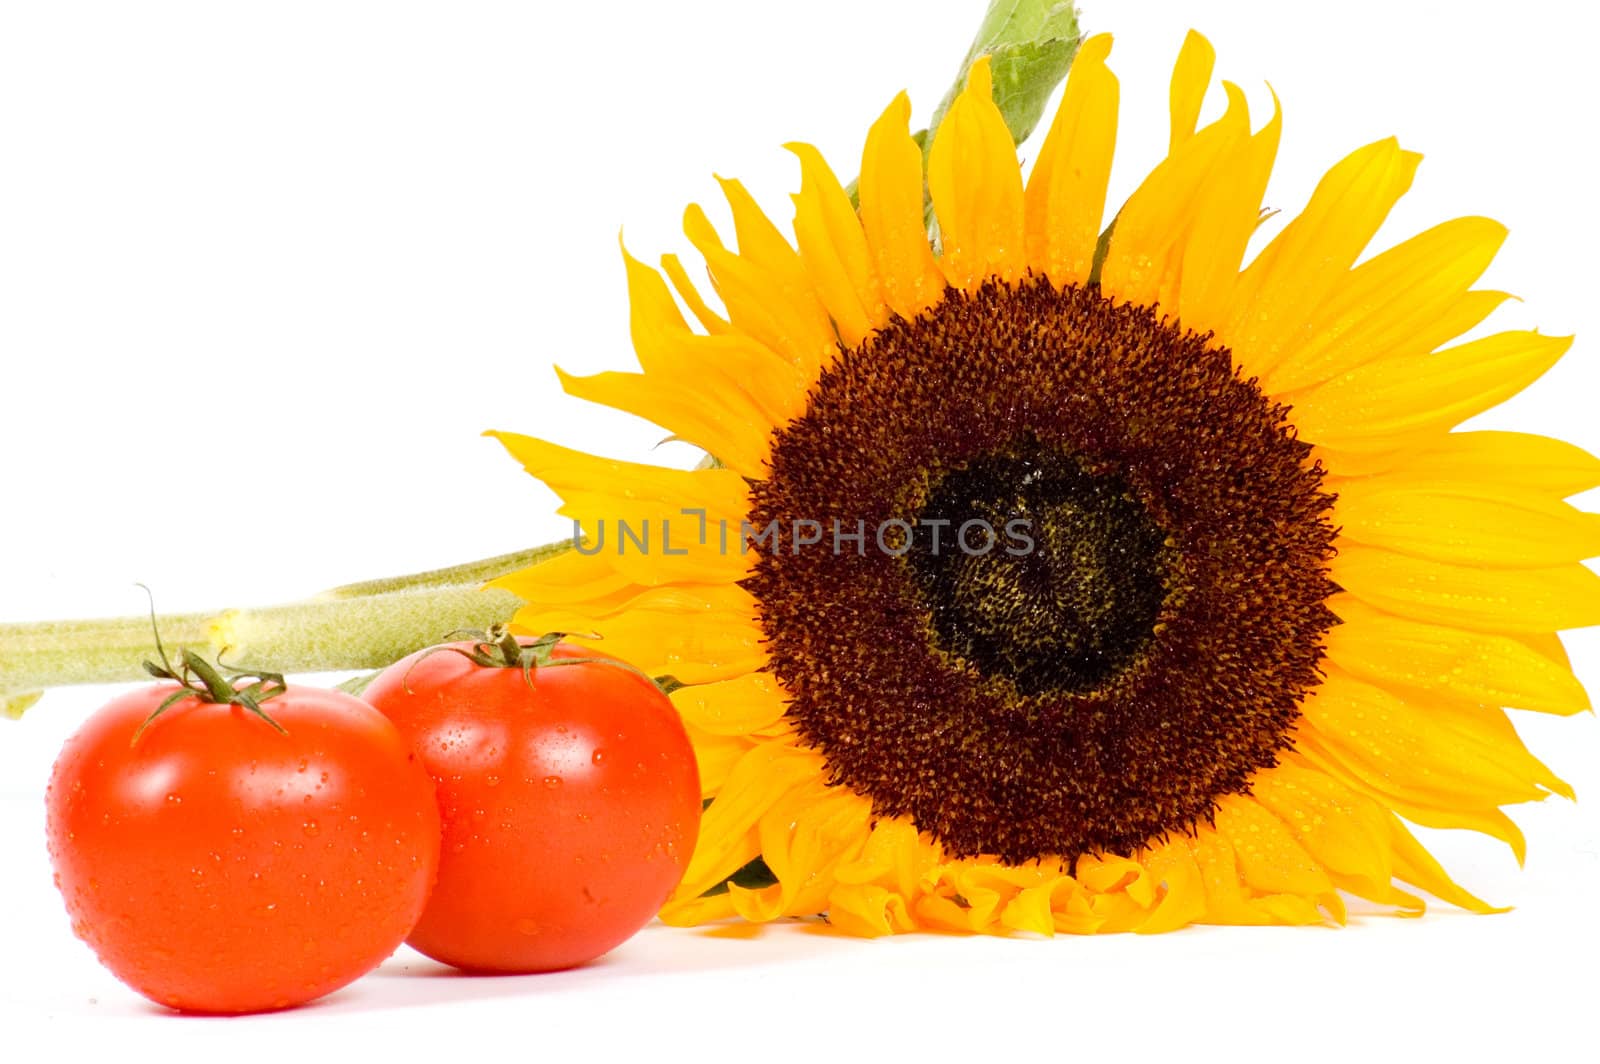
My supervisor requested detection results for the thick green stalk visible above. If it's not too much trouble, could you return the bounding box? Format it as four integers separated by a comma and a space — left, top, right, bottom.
318, 542, 571, 599
0, 548, 558, 719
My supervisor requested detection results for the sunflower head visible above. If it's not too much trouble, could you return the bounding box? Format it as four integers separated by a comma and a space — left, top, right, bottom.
492, 31, 1596, 936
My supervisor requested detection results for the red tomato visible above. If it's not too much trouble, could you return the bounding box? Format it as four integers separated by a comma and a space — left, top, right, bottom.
362, 634, 700, 972
46, 683, 440, 1014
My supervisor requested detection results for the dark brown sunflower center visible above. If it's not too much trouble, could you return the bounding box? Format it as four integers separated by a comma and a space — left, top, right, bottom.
745, 277, 1338, 864
908, 444, 1173, 696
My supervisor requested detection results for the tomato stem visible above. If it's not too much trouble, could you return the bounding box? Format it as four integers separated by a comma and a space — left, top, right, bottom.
413, 627, 668, 694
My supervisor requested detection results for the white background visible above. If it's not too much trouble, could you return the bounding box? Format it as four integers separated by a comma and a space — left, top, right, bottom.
2, 0, 1598, 1059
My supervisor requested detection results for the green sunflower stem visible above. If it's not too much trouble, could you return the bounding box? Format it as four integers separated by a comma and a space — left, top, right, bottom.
0, 542, 575, 720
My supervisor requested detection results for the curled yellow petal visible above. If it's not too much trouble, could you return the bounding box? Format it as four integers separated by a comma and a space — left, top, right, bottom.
665, 741, 827, 903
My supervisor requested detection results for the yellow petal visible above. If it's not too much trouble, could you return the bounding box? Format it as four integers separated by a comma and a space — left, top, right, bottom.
1298, 669, 1572, 813
827, 883, 918, 937
1186, 829, 1269, 925
1299, 722, 1531, 864
1326, 596, 1591, 715
671, 671, 791, 736
682, 725, 754, 799
1225, 138, 1420, 377
660, 251, 732, 335
732, 784, 871, 922
1260, 217, 1508, 394
1099, 82, 1250, 311
1330, 544, 1600, 634
1250, 756, 1394, 900
655, 890, 737, 928
683, 202, 837, 380
1176, 87, 1280, 335
832, 817, 936, 903
1168, 30, 1216, 152
487, 546, 638, 607
1025, 33, 1118, 286
623, 243, 729, 378
1293, 330, 1572, 450
1334, 481, 1600, 568
859, 92, 946, 318
927, 56, 1027, 290
665, 741, 826, 902
1001, 875, 1077, 936
489, 431, 752, 586
1212, 793, 1337, 900
786, 142, 886, 347
1382, 431, 1600, 499
622, 246, 809, 428
1385, 815, 1506, 914
520, 583, 766, 686
555, 367, 773, 478
716, 175, 812, 297
1135, 836, 1208, 933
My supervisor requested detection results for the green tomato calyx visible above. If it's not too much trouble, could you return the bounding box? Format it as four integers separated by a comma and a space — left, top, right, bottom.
133, 585, 289, 744
420, 626, 672, 695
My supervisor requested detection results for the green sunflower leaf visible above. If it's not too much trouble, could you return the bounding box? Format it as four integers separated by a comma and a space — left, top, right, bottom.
930, 0, 1084, 148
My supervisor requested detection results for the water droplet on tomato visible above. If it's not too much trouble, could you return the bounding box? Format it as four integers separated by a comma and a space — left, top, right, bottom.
485, 775, 500, 788
591, 749, 606, 765
302, 820, 320, 838
544, 776, 563, 789
165, 793, 181, 805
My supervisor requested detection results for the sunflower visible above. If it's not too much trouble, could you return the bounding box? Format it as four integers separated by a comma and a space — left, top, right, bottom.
488, 31, 1597, 936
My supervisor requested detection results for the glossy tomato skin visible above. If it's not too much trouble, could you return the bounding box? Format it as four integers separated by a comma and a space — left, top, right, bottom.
45, 685, 440, 1014
363, 640, 700, 972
